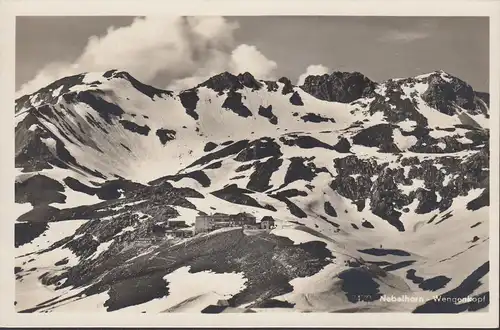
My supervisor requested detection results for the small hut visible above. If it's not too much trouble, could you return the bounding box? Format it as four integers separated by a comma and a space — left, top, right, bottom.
260, 216, 276, 229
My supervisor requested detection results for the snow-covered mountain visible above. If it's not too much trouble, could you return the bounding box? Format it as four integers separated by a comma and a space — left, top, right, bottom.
15, 69, 490, 313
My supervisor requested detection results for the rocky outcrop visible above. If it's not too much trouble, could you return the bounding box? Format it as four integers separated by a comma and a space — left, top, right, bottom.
368, 81, 428, 126
420, 72, 478, 115
258, 105, 278, 125
235, 138, 282, 162
247, 157, 283, 192
352, 124, 401, 153
119, 120, 150, 136
155, 129, 176, 145
300, 71, 376, 103
198, 72, 244, 94
222, 91, 253, 117
198, 71, 262, 94
278, 77, 294, 95
179, 89, 200, 120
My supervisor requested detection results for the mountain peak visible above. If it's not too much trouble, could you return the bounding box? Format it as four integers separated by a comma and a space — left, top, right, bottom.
198, 71, 263, 93
103, 70, 173, 100
15, 70, 173, 113
197, 71, 243, 93
300, 71, 377, 103
414, 71, 479, 115
237, 72, 262, 90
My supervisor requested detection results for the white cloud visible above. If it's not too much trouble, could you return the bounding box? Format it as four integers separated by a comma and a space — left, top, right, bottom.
229, 44, 277, 80
17, 16, 277, 96
296, 64, 330, 85
167, 44, 278, 90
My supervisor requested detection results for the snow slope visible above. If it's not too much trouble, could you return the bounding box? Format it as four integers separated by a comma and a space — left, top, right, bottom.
14, 69, 491, 313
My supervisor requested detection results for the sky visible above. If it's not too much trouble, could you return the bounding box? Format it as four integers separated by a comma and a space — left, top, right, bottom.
15, 16, 489, 96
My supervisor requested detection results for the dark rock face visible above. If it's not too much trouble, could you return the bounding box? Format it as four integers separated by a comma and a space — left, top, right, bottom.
264, 80, 279, 92
406, 269, 425, 284
289, 92, 304, 106
406, 148, 488, 212
222, 91, 253, 117
418, 276, 451, 291
361, 77, 429, 126
55, 258, 69, 266
258, 105, 278, 125
178, 89, 199, 120
203, 142, 218, 152
235, 163, 254, 173
16, 178, 201, 225
474, 91, 489, 107
153, 170, 211, 188
359, 248, 411, 257
414, 188, 438, 214
369, 169, 410, 231
15, 73, 87, 113
16, 175, 66, 207
185, 140, 249, 170
279, 134, 334, 150
278, 77, 294, 95
155, 129, 176, 145
204, 160, 222, 169
300, 71, 376, 103
235, 138, 282, 162
237, 72, 263, 90
328, 141, 489, 231
212, 184, 276, 211
270, 193, 307, 218
17, 205, 64, 223
252, 299, 295, 308
420, 72, 479, 116
198, 72, 244, 94
52, 228, 328, 312
112, 71, 172, 100
330, 157, 409, 231
63, 177, 145, 200
467, 188, 489, 210
402, 125, 487, 154
413, 262, 489, 313
198, 71, 263, 94
15, 222, 49, 247
62, 177, 97, 196
105, 272, 170, 311
73, 91, 125, 124
382, 260, 416, 272
361, 220, 374, 229
333, 137, 352, 153
284, 157, 328, 186
352, 124, 401, 153
247, 157, 283, 192
338, 267, 382, 303
16, 115, 67, 172
300, 113, 335, 123
119, 120, 150, 136
83, 112, 109, 134
324, 201, 338, 217
274, 189, 308, 199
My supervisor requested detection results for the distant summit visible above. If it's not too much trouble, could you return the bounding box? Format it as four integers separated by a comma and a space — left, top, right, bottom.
300, 71, 377, 103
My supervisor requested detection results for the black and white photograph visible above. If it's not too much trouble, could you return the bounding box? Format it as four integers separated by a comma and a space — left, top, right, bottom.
1, 0, 499, 328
